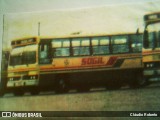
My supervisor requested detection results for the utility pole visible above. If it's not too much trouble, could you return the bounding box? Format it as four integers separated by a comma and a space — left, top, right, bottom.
38, 22, 40, 36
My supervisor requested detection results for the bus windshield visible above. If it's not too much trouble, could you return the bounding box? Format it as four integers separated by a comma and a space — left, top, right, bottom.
9, 44, 37, 66
145, 22, 160, 48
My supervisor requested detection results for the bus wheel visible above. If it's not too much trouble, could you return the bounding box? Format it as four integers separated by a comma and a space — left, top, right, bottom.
106, 80, 122, 90
0, 91, 4, 97
0, 88, 5, 97
30, 89, 40, 95
14, 90, 24, 96
77, 86, 90, 92
106, 84, 121, 90
55, 78, 69, 93
129, 74, 145, 88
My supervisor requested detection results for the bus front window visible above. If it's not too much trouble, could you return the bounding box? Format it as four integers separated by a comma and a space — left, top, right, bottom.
144, 22, 160, 49
23, 51, 36, 64
10, 54, 22, 66
9, 45, 37, 66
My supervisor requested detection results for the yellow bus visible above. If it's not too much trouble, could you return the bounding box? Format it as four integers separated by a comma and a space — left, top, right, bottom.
6, 33, 143, 96
143, 12, 160, 82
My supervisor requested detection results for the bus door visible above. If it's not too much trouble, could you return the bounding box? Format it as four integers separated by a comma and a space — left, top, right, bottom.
39, 40, 52, 64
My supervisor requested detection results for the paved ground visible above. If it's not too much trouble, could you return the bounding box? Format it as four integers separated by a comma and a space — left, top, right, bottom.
0, 82, 160, 119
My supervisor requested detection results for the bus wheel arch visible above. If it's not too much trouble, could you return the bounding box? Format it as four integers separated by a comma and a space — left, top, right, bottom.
13, 88, 24, 96
129, 71, 146, 88
54, 75, 70, 93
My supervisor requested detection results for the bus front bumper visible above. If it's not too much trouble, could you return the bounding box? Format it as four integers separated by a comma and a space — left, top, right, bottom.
143, 69, 160, 76
7, 79, 39, 87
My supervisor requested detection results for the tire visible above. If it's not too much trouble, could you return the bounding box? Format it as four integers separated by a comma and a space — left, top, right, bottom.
129, 74, 146, 88
77, 86, 90, 92
55, 78, 69, 94
14, 90, 24, 96
30, 89, 39, 95
0, 88, 5, 97
0, 91, 4, 97
106, 80, 122, 90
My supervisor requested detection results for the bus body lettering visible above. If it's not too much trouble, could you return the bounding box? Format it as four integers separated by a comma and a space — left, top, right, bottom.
81, 57, 104, 65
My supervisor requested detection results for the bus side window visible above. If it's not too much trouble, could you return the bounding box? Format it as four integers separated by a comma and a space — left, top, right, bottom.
52, 39, 70, 57
130, 34, 142, 53
92, 37, 110, 55
148, 32, 156, 48
155, 31, 160, 48
157, 31, 160, 47
111, 35, 129, 54
72, 38, 90, 56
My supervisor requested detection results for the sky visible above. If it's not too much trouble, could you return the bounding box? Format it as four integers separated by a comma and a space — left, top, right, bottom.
0, 0, 159, 71
0, 0, 155, 12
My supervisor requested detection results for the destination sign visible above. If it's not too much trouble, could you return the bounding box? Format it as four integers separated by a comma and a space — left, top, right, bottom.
144, 13, 160, 22
11, 38, 36, 46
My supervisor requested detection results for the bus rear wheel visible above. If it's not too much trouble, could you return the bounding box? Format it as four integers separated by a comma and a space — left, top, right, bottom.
30, 88, 40, 95
77, 85, 90, 92
14, 89, 24, 96
55, 78, 69, 94
106, 80, 122, 90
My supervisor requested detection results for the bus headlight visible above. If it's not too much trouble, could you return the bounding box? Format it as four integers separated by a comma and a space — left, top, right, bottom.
9, 78, 13, 81
146, 64, 150, 67
30, 75, 38, 79
145, 63, 154, 68
150, 63, 153, 67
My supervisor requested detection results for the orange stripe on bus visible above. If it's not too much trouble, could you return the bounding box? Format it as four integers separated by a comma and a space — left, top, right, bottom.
8, 68, 37, 72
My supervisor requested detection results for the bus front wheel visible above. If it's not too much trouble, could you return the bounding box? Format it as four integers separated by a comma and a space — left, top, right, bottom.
129, 74, 146, 88
30, 88, 40, 95
14, 89, 24, 96
0, 91, 4, 97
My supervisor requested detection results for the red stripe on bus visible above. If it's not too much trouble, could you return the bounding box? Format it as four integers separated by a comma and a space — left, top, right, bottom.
106, 56, 118, 66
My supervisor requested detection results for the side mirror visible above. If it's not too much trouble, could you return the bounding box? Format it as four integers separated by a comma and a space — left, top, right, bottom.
143, 30, 149, 48
136, 28, 139, 35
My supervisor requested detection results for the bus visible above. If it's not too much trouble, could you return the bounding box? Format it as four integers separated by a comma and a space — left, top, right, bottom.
143, 12, 160, 82
6, 33, 143, 96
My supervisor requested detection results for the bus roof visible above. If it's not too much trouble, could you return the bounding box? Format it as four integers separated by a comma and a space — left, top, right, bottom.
144, 12, 160, 24
12, 32, 142, 42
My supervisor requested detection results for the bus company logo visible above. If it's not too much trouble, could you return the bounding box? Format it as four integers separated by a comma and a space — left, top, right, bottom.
64, 59, 69, 66
2, 112, 11, 117
81, 57, 104, 65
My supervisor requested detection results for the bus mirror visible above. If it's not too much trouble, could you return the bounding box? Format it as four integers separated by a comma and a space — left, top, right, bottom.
143, 30, 149, 48
136, 28, 139, 35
